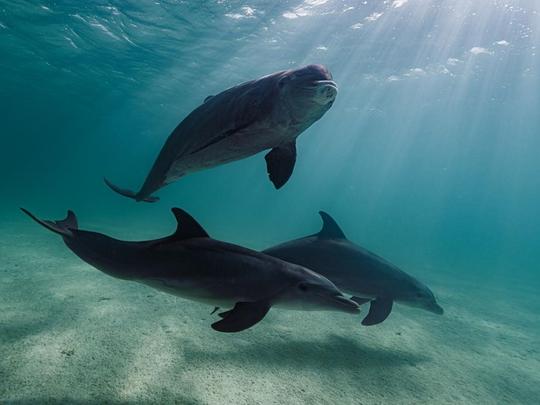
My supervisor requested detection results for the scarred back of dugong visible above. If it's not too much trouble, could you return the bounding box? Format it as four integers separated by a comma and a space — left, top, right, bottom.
105, 64, 337, 201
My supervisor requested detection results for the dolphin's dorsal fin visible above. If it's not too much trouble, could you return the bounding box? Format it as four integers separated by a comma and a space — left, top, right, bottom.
317, 211, 347, 239
204, 95, 214, 103
171, 208, 209, 239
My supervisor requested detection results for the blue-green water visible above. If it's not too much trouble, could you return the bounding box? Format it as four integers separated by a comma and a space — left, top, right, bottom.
1, 1, 539, 403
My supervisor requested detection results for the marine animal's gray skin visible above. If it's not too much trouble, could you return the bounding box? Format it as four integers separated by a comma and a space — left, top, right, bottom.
264, 212, 443, 326
21, 208, 359, 332
105, 64, 337, 202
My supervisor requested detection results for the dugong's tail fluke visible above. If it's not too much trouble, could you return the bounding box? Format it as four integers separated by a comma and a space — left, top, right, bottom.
20, 208, 78, 237
103, 178, 159, 203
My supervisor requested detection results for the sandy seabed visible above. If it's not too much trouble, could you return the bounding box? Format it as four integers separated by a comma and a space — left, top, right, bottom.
1, 224, 539, 405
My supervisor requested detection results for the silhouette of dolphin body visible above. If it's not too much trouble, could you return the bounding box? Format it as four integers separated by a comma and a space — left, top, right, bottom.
264, 212, 443, 326
22, 208, 359, 332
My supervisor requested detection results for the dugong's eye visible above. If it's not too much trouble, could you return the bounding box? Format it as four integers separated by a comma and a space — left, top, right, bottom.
297, 283, 308, 292
278, 76, 291, 89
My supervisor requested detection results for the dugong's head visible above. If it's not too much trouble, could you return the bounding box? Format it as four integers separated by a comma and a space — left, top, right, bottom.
275, 264, 360, 314
275, 64, 337, 127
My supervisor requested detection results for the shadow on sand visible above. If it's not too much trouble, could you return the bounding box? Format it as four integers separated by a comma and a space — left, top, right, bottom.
183, 333, 429, 371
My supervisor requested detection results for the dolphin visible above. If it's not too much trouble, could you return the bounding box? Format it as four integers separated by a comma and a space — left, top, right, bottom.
263, 211, 443, 326
21, 208, 359, 332
104, 64, 337, 202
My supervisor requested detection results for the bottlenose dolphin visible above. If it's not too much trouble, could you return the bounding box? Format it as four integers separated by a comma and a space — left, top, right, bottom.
105, 64, 337, 202
21, 208, 359, 332
264, 212, 443, 326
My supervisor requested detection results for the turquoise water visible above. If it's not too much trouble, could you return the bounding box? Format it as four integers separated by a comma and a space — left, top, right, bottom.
1, 1, 539, 403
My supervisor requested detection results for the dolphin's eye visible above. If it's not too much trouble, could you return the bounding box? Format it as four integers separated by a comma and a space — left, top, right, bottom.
416, 293, 423, 298
298, 283, 308, 292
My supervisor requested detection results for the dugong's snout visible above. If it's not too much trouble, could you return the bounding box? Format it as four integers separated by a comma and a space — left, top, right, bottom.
276, 64, 337, 120
312, 80, 338, 105
281, 65, 337, 94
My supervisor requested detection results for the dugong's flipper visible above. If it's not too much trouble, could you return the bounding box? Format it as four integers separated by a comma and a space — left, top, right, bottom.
361, 297, 393, 326
211, 301, 271, 333
264, 141, 297, 189
104, 178, 159, 203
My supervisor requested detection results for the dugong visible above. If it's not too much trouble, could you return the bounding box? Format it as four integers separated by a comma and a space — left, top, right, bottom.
21, 208, 359, 332
105, 64, 337, 202
264, 212, 443, 326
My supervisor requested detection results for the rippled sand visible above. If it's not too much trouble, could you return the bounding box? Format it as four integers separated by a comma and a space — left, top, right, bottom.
1, 225, 539, 404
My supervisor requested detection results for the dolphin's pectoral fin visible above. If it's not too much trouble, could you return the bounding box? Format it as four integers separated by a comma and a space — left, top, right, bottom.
351, 296, 371, 306
264, 141, 297, 189
104, 178, 159, 203
211, 301, 271, 333
210, 306, 220, 315
361, 297, 393, 326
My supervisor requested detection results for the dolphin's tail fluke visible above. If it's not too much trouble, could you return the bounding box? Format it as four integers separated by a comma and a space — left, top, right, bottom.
20, 208, 78, 237
103, 178, 159, 203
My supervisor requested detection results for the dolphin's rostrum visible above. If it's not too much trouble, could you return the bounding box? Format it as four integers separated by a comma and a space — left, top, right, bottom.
264, 211, 444, 326
21, 207, 359, 332
105, 64, 337, 202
